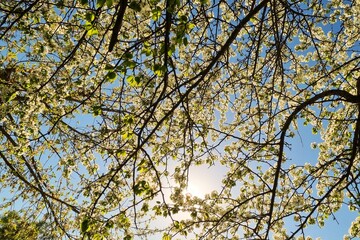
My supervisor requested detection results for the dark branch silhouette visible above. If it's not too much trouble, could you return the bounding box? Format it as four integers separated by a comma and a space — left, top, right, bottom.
108, 0, 128, 52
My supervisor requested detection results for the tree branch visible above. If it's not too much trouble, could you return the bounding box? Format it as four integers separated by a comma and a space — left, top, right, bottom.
266, 89, 360, 238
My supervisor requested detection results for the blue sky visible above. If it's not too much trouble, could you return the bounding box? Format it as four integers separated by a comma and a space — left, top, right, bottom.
286, 121, 358, 239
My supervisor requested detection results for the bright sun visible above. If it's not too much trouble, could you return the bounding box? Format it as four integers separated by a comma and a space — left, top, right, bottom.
184, 164, 226, 199
185, 179, 206, 198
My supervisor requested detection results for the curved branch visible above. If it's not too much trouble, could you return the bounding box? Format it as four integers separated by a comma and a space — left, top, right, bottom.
266, 89, 359, 238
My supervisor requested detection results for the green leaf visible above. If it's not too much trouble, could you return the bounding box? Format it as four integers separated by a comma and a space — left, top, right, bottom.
80, 0, 88, 5
123, 52, 133, 59
151, 7, 162, 21
129, 1, 141, 12
106, 0, 113, 8
187, 23, 195, 31
153, 64, 165, 76
80, 218, 90, 233
6, 52, 17, 60
116, 149, 126, 157
167, 44, 175, 56
312, 127, 318, 134
121, 131, 134, 140
172, 206, 179, 214
56, 0, 65, 8
106, 71, 117, 82
141, 47, 152, 56
123, 114, 134, 125
124, 235, 132, 240
183, 37, 188, 46
85, 12, 95, 22
123, 60, 136, 69
6, 92, 18, 102
133, 180, 148, 195
105, 63, 114, 70
126, 75, 141, 87
179, 15, 187, 22
92, 105, 102, 116
94, 233, 105, 240
162, 233, 171, 240
96, 0, 106, 8
141, 203, 149, 212
87, 28, 99, 36
174, 220, 180, 229
84, 21, 92, 30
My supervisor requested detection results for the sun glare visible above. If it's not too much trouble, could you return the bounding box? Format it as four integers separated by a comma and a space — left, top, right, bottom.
184, 164, 227, 199
185, 179, 206, 198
